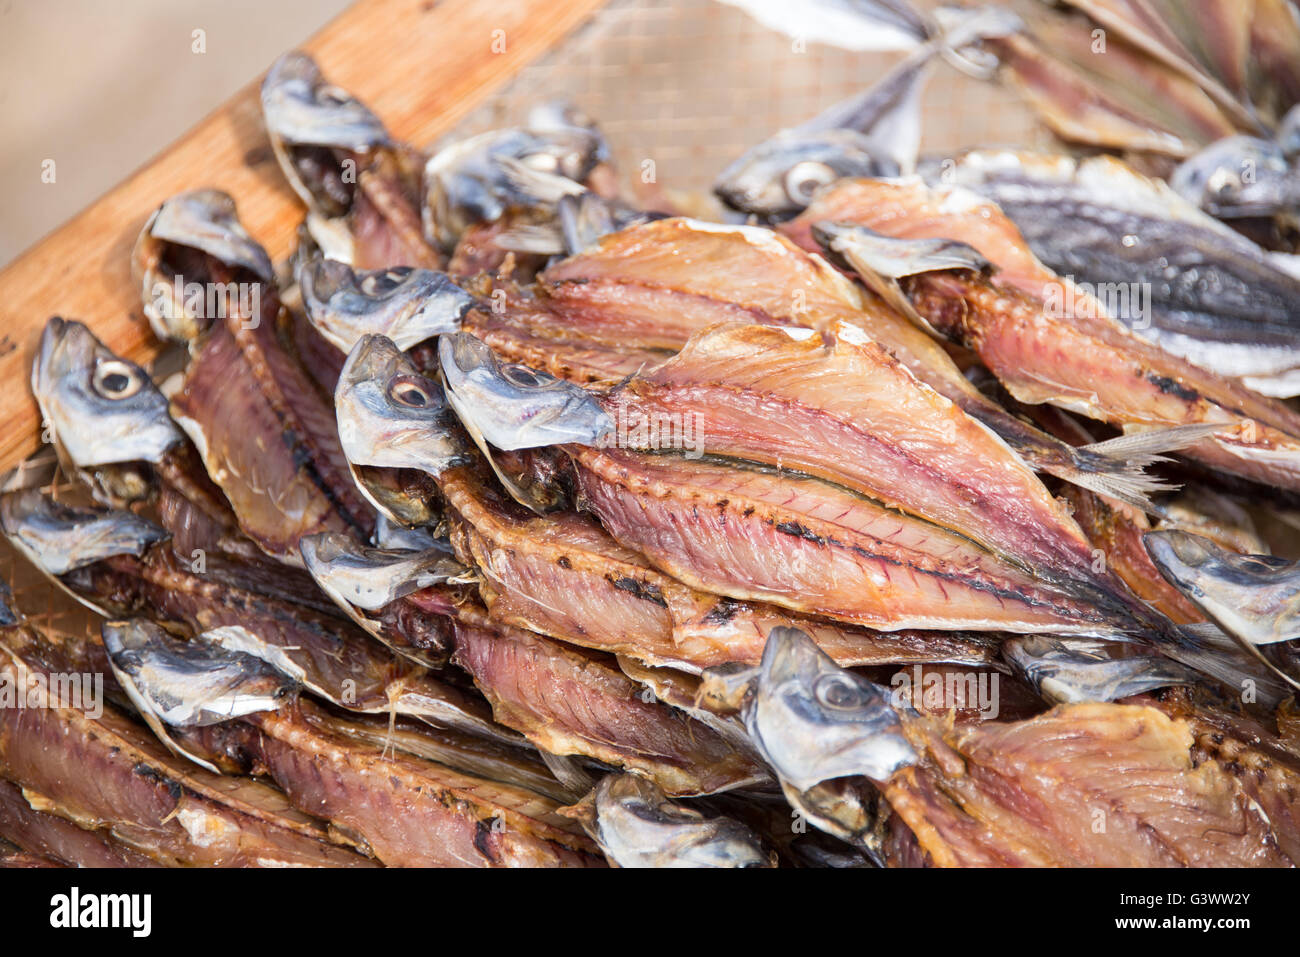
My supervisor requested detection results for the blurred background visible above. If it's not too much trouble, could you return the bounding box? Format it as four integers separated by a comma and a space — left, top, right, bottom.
0, 0, 1046, 267
0, 0, 350, 265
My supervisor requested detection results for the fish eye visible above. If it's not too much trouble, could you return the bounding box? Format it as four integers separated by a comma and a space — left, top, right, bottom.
813, 673, 869, 711
317, 85, 352, 107
359, 269, 407, 297
521, 152, 560, 174
501, 364, 549, 389
92, 360, 143, 400
784, 161, 836, 204
1206, 168, 1240, 195
387, 374, 433, 408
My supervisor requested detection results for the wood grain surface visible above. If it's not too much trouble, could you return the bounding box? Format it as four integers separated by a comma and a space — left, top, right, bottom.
0, 0, 607, 472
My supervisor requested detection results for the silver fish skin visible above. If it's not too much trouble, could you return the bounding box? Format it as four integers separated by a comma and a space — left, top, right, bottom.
372, 513, 445, 551
300, 531, 465, 612
423, 127, 603, 249
927, 151, 1300, 396
745, 627, 915, 793
32, 317, 181, 469
1002, 635, 1196, 705
336, 334, 472, 473
578, 774, 774, 868
132, 189, 274, 343
0, 490, 168, 577
1145, 530, 1300, 648
102, 619, 294, 729
261, 51, 391, 215
438, 333, 613, 450
298, 256, 475, 353
1171, 135, 1300, 221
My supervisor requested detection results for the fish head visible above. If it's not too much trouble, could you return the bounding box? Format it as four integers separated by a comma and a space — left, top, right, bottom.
335, 334, 471, 474
131, 189, 273, 342
747, 626, 915, 791
102, 618, 295, 728
300, 531, 464, 613
261, 51, 390, 216
1144, 529, 1300, 647
438, 332, 614, 451
1171, 135, 1294, 219
1003, 634, 1193, 704
298, 256, 476, 353
713, 129, 898, 218
423, 127, 601, 248
587, 774, 774, 868
32, 317, 181, 469
526, 100, 611, 160
0, 490, 168, 577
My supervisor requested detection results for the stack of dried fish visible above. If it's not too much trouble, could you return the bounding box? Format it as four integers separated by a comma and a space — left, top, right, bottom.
5, 4, 1300, 867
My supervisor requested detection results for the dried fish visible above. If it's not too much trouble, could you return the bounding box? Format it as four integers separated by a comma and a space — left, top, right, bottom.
736, 627, 1292, 866
440, 325, 1177, 639
87, 620, 599, 867
795, 178, 1300, 493
536, 217, 1178, 510
0, 621, 373, 867
298, 256, 474, 354
1003, 635, 1197, 704
1, 490, 506, 739
563, 774, 775, 867
423, 127, 604, 251
914, 152, 1300, 396
339, 335, 1076, 643
1145, 530, 1300, 649
262, 51, 438, 270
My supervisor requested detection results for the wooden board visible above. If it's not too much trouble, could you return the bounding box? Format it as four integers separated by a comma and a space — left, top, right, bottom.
0, 0, 608, 473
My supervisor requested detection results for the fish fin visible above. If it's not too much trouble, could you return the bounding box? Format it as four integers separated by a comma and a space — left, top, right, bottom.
1167, 622, 1297, 703
538, 750, 598, 799
1037, 459, 1175, 515
1080, 422, 1229, 463
557, 192, 618, 256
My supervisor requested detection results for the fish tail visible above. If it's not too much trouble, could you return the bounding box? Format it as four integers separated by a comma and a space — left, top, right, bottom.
1023, 423, 1227, 514
1162, 622, 1296, 704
